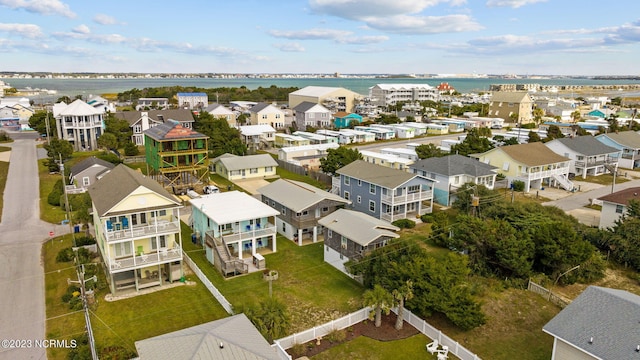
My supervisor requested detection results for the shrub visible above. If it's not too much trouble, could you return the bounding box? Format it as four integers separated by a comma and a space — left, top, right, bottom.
511, 180, 525, 192
96, 151, 122, 165
124, 141, 139, 156
75, 236, 96, 246
326, 329, 347, 343
47, 189, 62, 206
420, 214, 433, 223
56, 248, 74, 263
0, 130, 11, 142
289, 343, 306, 358
391, 218, 416, 229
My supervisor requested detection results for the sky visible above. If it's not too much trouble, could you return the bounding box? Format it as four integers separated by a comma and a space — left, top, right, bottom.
1, 0, 640, 75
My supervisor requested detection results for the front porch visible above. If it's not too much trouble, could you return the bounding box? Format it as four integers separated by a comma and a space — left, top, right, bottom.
109, 261, 183, 294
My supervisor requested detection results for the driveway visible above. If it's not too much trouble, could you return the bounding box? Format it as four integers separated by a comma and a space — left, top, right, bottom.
232, 178, 272, 196
0, 132, 69, 359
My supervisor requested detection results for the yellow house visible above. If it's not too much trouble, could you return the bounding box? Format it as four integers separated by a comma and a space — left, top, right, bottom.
249, 102, 285, 128
88, 165, 184, 294
488, 91, 534, 125
274, 133, 311, 148
211, 153, 278, 181
471, 142, 573, 192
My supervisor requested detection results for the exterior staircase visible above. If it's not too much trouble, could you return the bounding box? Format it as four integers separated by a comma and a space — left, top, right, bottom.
552, 173, 575, 191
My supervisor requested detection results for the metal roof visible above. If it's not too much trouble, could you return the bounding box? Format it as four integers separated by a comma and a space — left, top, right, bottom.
189, 191, 279, 224
257, 179, 350, 212
318, 209, 399, 246
410, 154, 498, 177
212, 153, 278, 171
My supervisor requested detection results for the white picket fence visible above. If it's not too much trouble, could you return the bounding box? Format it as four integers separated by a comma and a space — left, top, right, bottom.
183, 253, 234, 315
272, 306, 481, 360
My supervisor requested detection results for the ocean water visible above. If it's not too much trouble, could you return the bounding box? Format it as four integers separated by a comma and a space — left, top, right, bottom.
3, 76, 639, 101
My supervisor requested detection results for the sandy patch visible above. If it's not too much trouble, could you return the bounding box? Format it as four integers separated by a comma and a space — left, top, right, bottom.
0, 150, 10, 162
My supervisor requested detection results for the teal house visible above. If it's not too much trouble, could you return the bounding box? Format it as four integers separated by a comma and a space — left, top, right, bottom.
332, 111, 363, 129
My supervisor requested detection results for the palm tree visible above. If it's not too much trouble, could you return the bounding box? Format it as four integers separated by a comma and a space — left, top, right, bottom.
392, 280, 414, 330
363, 284, 393, 327
246, 298, 291, 342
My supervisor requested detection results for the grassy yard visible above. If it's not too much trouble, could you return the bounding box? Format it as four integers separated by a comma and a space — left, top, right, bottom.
181, 223, 365, 332
581, 173, 631, 185
275, 166, 329, 190
39, 158, 69, 224
44, 234, 229, 359
312, 334, 436, 360
0, 146, 9, 220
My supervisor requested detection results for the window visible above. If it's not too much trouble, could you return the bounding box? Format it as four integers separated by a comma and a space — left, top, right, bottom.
502, 162, 510, 171
262, 114, 268, 120
151, 235, 167, 250
454, 175, 460, 184
344, 191, 350, 200
408, 185, 420, 193
281, 207, 287, 215
276, 113, 281, 119
265, 166, 273, 172
344, 176, 350, 185
322, 207, 329, 212
369, 184, 376, 194
369, 200, 375, 212
134, 125, 142, 133
616, 205, 624, 214
341, 236, 348, 249
358, 179, 362, 186
250, 168, 258, 174
159, 210, 166, 216
328, 229, 333, 238
82, 177, 90, 186
282, 223, 286, 232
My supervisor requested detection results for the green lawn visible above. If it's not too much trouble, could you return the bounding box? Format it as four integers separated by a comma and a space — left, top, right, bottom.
581, 173, 631, 185
44, 234, 229, 359
39, 158, 69, 224
0, 148, 9, 220
311, 334, 437, 360
181, 223, 364, 332
275, 167, 329, 190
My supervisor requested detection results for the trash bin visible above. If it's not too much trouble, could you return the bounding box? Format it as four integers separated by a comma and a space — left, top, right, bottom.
73, 225, 80, 233
191, 233, 197, 244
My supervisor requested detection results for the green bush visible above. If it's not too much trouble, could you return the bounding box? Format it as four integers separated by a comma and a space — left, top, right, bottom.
75, 236, 96, 246
420, 214, 433, 223
56, 248, 75, 263
391, 218, 416, 229
520, 123, 536, 129
124, 141, 140, 156
96, 151, 122, 165
326, 329, 347, 343
0, 130, 11, 142
47, 189, 62, 206
511, 180, 525, 192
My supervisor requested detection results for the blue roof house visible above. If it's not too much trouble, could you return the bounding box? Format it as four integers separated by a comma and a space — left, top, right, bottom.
332, 112, 363, 129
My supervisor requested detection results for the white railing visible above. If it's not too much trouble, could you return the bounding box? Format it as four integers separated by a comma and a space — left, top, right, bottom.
105, 218, 179, 242
107, 242, 182, 271
518, 167, 569, 181
222, 225, 276, 243
381, 190, 433, 204
182, 252, 234, 315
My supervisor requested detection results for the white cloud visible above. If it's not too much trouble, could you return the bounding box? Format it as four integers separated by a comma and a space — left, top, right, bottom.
274, 42, 306, 52
338, 35, 389, 44
268, 28, 352, 40
364, 14, 482, 34
309, 0, 464, 18
0, 0, 75, 18
93, 14, 118, 25
486, 0, 547, 8
72, 24, 90, 34
52, 31, 126, 44
0, 23, 43, 38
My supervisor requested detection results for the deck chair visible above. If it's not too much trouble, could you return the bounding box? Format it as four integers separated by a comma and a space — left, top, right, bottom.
426, 340, 439, 354
106, 220, 113, 232
437, 345, 449, 360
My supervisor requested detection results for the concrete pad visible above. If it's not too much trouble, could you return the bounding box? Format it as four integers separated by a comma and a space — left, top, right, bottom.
0, 150, 10, 162
233, 178, 272, 195
566, 208, 601, 227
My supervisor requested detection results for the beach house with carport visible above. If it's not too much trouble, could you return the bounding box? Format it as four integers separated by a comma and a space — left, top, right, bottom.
409, 154, 498, 206
595, 131, 640, 169
190, 191, 279, 277
545, 136, 620, 179
89, 165, 184, 294
543, 286, 640, 360
54, 99, 105, 151
319, 209, 399, 275
335, 160, 434, 222
258, 179, 351, 245
471, 142, 573, 192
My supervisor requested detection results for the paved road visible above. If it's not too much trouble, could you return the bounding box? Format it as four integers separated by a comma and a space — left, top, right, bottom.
0, 133, 68, 360
543, 178, 640, 211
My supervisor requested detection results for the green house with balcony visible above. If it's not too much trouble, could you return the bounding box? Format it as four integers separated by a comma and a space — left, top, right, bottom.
144, 120, 209, 193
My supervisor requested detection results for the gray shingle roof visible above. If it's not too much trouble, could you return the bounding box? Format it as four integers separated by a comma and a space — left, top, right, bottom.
551, 136, 620, 156
543, 286, 640, 360
292, 101, 324, 113
70, 156, 115, 177
249, 102, 273, 113
410, 154, 497, 177
336, 160, 421, 189
212, 153, 278, 171
88, 164, 181, 217
135, 313, 279, 360
144, 120, 208, 141
257, 179, 350, 212
113, 109, 194, 126
318, 209, 399, 246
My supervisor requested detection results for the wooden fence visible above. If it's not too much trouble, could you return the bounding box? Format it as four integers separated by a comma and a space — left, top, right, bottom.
527, 279, 570, 308
275, 159, 332, 187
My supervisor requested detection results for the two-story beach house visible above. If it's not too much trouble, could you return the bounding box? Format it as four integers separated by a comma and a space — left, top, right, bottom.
409, 154, 499, 206
292, 101, 332, 130
335, 160, 434, 222
597, 187, 640, 229
595, 131, 640, 169
288, 86, 362, 113
258, 179, 351, 245
488, 91, 534, 125
113, 109, 195, 146
177, 92, 208, 110
53, 99, 105, 151
471, 142, 573, 192
319, 209, 400, 275
249, 103, 285, 129
205, 103, 237, 127
89, 165, 184, 294
545, 136, 621, 179
190, 191, 279, 277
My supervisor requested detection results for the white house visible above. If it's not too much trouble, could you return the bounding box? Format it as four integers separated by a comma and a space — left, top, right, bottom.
177, 92, 208, 109
545, 136, 620, 179
292, 101, 332, 130
205, 103, 237, 127
597, 187, 640, 229
368, 84, 438, 107
54, 99, 105, 151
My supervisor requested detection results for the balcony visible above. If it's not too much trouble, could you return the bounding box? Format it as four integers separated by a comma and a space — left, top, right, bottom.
575, 157, 617, 168
517, 166, 569, 181
221, 224, 276, 243
107, 243, 182, 272
105, 217, 180, 242
381, 190, 433, 205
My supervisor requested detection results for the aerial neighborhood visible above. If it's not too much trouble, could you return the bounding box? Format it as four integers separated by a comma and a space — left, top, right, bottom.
4, 76, 640, 360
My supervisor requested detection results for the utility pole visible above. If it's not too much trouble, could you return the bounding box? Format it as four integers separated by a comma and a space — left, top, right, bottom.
60, 154, 76, 247
68, 264, 98, 360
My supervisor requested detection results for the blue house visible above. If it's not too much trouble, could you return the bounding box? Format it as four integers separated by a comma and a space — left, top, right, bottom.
335, 160, 434, 222
595, 131, 640, 169
587, 109, 607, 118
332, 111, 363, 129
189, 191, 279, 276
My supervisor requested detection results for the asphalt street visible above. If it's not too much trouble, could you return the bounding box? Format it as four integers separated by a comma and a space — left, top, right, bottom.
0, 132, 69, 360
544, 178, 640, 211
